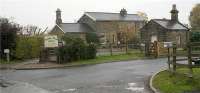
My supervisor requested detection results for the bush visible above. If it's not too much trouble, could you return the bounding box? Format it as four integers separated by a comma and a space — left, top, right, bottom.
191, 32, 200, 42
57, 35, 97, 63
86, 32, 100, 44
85, 44, 96, 59
190, 32, 200, 50
15, 36, 43, 59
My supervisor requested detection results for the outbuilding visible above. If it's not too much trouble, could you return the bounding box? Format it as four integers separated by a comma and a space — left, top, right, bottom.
140, 4, 190, 48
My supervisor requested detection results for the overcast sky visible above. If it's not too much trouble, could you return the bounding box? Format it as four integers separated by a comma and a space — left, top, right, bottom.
0, 0, 199, 30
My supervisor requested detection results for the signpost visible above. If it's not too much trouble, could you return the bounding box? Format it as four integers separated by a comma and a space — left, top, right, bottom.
42, 35, 59, 62
164, 42, 173, 48
4, 49, 10, 62
44, 35, 58, 48
164, 42, 173, 70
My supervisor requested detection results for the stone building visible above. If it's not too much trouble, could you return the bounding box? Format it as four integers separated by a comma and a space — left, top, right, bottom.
140, 4, 190, 48
49, 8, 146, 44
49, 9, 93, 41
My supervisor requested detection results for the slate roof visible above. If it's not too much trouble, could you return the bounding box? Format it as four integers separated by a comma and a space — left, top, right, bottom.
84, 12, 145, 21
152, 19, 189, 30
58, 23, 94, 33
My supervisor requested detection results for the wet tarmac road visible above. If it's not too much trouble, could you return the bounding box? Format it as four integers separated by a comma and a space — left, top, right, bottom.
1, 58, 167, 93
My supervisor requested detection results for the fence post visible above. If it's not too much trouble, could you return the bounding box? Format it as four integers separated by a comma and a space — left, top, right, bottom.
154, 41, 158, 58
109, 43, 113, 56
145, 42, 149, 56
167, 48, 171, 70
125, 35, 128, 54
187, 31, 193, 78
172, 43, 177, 74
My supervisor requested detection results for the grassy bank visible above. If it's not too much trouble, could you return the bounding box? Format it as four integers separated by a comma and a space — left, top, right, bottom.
66, 51, 144, 66
153, 68, 200, 93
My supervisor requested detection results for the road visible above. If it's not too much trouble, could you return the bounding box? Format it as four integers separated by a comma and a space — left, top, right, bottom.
1, 58, 167, 93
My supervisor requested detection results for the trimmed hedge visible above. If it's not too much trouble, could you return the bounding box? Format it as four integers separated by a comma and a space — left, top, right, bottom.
57, 35, 97, 63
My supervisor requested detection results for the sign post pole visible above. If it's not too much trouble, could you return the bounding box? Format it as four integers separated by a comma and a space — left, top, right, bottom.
4, 49, 10, 62
164, 42, 173, 71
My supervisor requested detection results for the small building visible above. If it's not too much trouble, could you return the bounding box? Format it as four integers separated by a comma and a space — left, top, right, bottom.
140, 4, 190, 48
49, 9, 94, 41
49, 8, 146, 44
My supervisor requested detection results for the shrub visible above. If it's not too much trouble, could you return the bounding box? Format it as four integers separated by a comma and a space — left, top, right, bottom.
190, 32, 200, 50
15, 36, 43, 59
85, 44, 97, 59
191, 32, 200, 42
86, 32, 100, 44
57, 35, 97, 63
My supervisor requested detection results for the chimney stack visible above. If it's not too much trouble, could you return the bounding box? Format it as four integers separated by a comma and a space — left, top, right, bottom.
120, 8, 127, 17
170, 4, 179, 21
56, 8, 62, 25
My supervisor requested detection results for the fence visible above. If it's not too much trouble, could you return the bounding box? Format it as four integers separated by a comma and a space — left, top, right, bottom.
97, 43, 143, 56
168, 42, 200, 77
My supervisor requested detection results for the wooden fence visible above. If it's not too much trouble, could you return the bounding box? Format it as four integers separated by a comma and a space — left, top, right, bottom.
168, 42, 200, 77
97, 43, 142, 56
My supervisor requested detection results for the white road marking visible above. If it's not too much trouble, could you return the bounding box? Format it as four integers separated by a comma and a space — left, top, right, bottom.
126, 82, 144, 92
63, 88, 76, 92
128, 83, 136, 87
126, 87, 144, 91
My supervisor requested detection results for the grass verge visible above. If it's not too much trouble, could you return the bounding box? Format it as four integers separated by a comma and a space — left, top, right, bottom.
0, 60, 21, 65
1, 50, 144, 69
66, 51, 144, 66
153, 68, 200, 93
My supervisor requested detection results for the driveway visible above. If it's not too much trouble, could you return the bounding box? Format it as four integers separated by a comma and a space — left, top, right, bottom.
1, 58, 167, 93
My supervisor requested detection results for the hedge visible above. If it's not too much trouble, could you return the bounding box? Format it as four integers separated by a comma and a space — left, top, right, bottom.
15, 36, 43, 59
57, 35, 97, 63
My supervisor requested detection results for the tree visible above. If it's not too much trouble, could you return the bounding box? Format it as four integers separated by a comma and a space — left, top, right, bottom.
137, 11, 148, 21
0, 17, 20, 59
191, 32, 200, 42
19, 25, 48, 36
86, 32, 100, 44
189, 3, 200, 32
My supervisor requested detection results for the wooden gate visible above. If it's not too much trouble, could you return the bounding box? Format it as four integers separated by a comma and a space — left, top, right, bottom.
39, 48, 57, 63
146, 41, 168, 58
148, 41, 158, 57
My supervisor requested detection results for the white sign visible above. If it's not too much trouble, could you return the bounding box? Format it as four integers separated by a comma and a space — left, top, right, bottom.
4, 49, 10, 53
164, 42, 173, 48
44, 35, 58, 48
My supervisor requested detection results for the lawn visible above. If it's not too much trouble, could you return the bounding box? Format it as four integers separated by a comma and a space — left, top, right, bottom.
153, 68, 200, 93
0, 50, 144, 69
66, 50, 144, 66
0, 59, 21, 65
